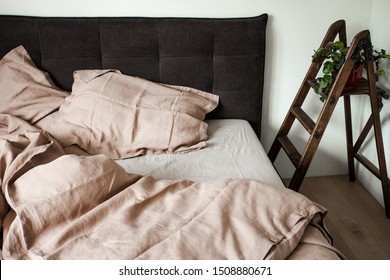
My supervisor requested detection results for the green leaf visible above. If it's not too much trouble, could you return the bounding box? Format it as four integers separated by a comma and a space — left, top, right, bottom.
319, 79, 328, 89
332, 52, 341, 61
333, 41, 345, 49
377, 69, 385, 77
334, 59, 345, 69
312, 48, 327, 61
323, 61, 334, 74
323, 74, 333, 84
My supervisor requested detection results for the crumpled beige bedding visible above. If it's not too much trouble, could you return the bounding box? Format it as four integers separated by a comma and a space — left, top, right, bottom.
0, 114, 344, 260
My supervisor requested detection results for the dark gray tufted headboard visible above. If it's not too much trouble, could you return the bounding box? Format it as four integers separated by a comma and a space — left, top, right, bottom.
0, 14, 268, 137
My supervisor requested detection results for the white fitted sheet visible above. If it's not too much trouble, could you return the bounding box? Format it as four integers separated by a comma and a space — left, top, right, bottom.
116, 119, 284, 187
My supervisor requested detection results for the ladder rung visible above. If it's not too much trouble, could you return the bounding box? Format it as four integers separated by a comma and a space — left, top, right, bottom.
277, 135, 301, 167
354, 153, 381, 180
290, 107, 315, 134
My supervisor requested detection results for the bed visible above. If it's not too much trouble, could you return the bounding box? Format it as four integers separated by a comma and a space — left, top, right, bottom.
0, 14, 344, 260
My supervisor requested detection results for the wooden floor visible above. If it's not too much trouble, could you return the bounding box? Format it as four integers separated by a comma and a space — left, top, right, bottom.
284, 175, 390, 260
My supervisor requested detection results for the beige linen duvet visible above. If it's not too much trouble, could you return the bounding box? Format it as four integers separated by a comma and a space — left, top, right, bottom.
0, 114, 343, 260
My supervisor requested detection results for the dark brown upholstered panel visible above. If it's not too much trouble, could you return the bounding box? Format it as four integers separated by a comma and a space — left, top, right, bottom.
0, 14, 268, 137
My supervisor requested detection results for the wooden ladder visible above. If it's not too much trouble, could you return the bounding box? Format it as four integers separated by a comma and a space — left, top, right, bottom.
267, 20, 390, 218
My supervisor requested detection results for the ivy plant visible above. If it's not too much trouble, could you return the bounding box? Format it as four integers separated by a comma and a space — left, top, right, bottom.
310, 41, 390, 102
311, 41, 348, 102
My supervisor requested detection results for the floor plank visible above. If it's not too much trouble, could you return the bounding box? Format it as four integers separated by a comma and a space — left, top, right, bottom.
284, 175, 390, 260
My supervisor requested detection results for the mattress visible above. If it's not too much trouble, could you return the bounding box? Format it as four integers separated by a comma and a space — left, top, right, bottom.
116, 119, 284, 187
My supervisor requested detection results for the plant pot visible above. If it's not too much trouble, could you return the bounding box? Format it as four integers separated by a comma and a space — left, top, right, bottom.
344, 64, 364, 91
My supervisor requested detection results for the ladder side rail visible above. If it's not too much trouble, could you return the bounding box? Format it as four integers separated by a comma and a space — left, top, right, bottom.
344, 94, 355, 181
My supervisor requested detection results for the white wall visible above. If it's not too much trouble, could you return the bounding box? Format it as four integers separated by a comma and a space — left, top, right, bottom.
1, 0, 387, 207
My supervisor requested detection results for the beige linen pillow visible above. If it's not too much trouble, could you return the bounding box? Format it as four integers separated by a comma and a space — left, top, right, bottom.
47, 69, 219, 159
0, 46, 68, 123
